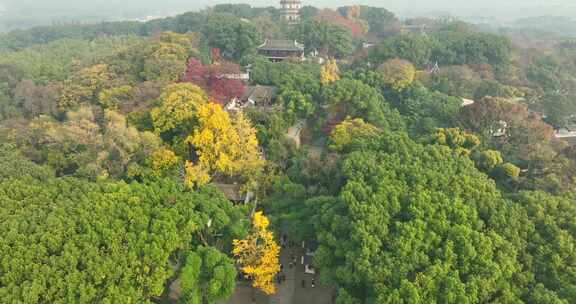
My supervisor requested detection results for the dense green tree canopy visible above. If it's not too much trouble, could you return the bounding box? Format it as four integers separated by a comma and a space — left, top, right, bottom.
369, 30, 511, 70
0, 148, 246, 303
178, 246, 237, 304
320, 78, 405, 131
202, 14, 261, 62
294, 131, 575, 304
0, 4, 575, 304
290, 20, 353, 58
307, 133, 520, 303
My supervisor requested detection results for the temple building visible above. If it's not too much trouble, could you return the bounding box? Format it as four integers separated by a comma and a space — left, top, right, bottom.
257, 39, 305, 62
226, 85, 279, 112
280, 0, 302, 24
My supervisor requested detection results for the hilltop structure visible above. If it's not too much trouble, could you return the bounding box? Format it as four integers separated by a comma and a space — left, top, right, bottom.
280, 0, 302, 24
257, 39, 305, 62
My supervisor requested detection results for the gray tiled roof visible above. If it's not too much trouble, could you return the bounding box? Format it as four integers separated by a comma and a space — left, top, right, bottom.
213, 183, 245, 202
258, 39, 304, 52
241, 86, 278, 104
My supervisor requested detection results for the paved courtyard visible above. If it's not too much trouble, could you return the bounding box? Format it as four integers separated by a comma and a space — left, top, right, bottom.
220, 243, 334, 304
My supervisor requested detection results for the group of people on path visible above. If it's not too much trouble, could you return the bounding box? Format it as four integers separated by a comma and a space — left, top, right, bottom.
301, 278, 315, 288
276, 264, 287, 284
280, 234, 317, 289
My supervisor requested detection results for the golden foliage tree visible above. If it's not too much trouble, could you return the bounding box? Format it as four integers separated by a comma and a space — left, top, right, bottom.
185, 103, 264, 188
151, 83, 207, 135
232, 212, 280, 295
188, 103, 240, 177
58, 64, 116, 111
377, 58, 416, 91
98, 85, 134, 109
233, 111, 266, 183
149, 147, 180, 171
320, 59, 341, 85
329, 118, 379, 152
184, 161, 211, 189
142, 32, 193, 82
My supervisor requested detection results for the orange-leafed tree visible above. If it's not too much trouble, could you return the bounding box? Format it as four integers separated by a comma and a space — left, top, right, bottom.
314, 9, 366, 38
232, 212, 280, 295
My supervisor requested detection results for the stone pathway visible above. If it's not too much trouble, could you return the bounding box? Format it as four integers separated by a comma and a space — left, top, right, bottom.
220, 239, 333, 304
269, 247, 297, 304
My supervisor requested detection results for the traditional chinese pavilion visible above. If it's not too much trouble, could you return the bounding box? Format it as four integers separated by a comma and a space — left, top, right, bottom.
257, 39, 305, 62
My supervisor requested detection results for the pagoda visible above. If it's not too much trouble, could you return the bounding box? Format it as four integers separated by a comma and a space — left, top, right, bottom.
280, 0, 302, 24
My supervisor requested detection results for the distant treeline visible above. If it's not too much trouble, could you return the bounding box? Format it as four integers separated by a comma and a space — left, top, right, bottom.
0, 4, 290, 53
0, 12, 207, 52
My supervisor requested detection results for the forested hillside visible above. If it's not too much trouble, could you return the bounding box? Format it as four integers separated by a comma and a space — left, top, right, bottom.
0, 3, 575, 304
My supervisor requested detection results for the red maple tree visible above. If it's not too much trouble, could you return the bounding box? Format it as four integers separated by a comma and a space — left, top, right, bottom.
181, 58, 246, 105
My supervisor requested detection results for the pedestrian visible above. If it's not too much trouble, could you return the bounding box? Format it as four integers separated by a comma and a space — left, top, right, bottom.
301, 279, 306, 288
277, 275, 281, 285
281, 273, 286, 282
280, 263, 284, 271
311, 278, 316, 288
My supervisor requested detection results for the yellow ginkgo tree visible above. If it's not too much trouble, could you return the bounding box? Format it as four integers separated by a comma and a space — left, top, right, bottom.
151, 83, 208, 135
377, 58, 416, 91
232, 211, 280, 295
320, 59, 341, 85
185, 103, 264, 188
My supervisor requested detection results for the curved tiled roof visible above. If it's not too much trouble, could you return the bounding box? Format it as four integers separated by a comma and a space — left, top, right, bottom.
258, 39, 304, 52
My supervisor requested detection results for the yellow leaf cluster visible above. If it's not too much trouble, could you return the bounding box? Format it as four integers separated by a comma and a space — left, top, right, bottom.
186, 104, 265, 186
58, 64, 115, 111
151, 83, 207, 134
58, 82, 91, 111
145, 32, 192, 61
185, 161, 211, 188
233, 112, 265, 179
329, 118, 379, 152
189, 103, 239, 176
320, 59, 341, 85
378, 58, 416, 91
77, 64, 114, 91
149, 147, 180, 171
98, 85, 134, 109
232, 212, 280, 295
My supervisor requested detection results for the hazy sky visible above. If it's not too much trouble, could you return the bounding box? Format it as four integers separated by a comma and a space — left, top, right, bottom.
2, 0, 576, 21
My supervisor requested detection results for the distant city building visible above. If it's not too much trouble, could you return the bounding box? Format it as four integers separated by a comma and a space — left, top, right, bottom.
257, 39, 305, 62
402, 24, 429, 35
280, 0, 302, 24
